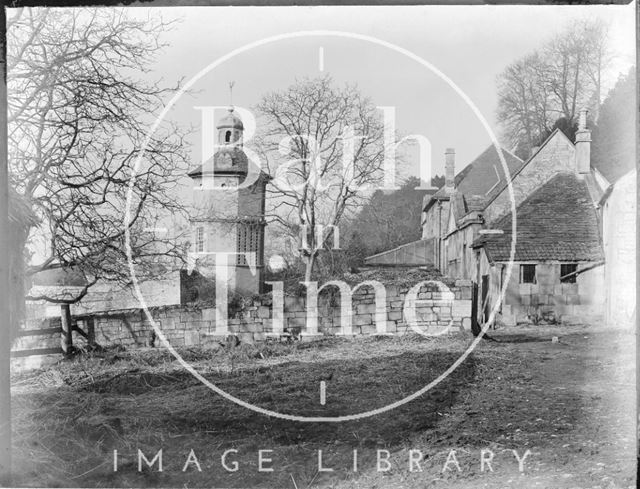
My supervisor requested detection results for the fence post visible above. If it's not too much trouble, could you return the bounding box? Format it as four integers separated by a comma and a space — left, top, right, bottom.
87, 317, 95, 348
60, 304, 73, 354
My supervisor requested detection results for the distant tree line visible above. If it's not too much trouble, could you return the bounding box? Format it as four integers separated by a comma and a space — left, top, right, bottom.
591, 67, 636, 182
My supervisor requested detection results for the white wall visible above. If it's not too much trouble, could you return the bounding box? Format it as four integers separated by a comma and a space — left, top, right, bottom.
603, 170, 636, 327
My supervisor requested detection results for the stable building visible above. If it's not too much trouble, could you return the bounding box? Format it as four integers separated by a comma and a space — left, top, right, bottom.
406, 107, 632, 327
471, 172, 605, 325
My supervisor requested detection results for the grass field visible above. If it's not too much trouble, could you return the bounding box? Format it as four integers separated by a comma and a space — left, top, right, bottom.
10, 325, 635, 488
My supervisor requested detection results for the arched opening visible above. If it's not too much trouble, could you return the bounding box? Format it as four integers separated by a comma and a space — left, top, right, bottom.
225, 130, 232, 143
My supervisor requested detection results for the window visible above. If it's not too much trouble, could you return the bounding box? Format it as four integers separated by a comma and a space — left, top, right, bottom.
225, 130, 232, 143
560, 263, 578, 283
520, 264, 536, 284
237, 225, 248, 265
237, 224, 261, 265
195, 227, 205, 253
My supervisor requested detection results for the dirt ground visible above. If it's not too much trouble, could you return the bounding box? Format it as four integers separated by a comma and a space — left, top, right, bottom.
10, 324, 636, 488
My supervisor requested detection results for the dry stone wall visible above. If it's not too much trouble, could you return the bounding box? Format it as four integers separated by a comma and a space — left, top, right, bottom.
15, 281, 474, 355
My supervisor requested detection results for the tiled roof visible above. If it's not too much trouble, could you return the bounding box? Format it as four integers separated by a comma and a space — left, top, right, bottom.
430, 164, 473, 200
472, 172, 604, 262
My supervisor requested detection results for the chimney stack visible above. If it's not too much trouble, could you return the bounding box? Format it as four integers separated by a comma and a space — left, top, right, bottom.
445, 148, 455, 194
575, 108, 591, 175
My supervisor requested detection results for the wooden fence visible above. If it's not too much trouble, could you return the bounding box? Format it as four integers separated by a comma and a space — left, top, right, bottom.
11, 304, 96, 358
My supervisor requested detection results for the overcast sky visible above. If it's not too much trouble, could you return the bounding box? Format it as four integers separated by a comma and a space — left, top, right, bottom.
138, 4, 634, 179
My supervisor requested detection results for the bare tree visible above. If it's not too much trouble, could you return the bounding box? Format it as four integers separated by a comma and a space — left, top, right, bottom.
7, 7, 189, 309
497, 19, 610, 157
255, 75, 391, 282
497, 53, 553, 155
578, 19, 612, 120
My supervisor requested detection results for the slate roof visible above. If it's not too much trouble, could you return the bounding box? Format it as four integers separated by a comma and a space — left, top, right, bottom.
188, 107, 251, 178
472, 172, 604, 263
451, 193, 485, 220
429, 164, 473, 201
188, 146, 250, 178
425, 145, 525, 216
454, 145, 525, 201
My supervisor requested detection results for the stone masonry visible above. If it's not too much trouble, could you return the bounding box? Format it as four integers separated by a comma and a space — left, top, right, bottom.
15, 280, 474, 353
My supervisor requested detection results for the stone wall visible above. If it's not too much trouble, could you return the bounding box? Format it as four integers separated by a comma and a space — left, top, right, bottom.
497, 261, 604, 325
421, 198, 450, 271
15, 280, 474, 354
443, 224, 480, 281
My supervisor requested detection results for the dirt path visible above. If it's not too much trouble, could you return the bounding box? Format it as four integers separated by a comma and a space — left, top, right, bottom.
333, 327, 636, 489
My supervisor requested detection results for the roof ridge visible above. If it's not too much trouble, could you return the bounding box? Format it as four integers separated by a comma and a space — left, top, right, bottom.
481, 129, 576, 211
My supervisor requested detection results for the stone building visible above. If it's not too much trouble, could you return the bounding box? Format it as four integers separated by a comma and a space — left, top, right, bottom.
421, 145, 525, 276
471, 172, 605, 325
186, 107, 269, 295
466, 110, 629, 326
373, 107, 634, 327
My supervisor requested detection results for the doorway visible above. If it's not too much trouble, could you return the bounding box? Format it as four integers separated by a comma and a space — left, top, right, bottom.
481, 274, 490, 325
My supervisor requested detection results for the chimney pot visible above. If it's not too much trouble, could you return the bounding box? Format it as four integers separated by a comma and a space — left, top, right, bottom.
575, 108, 591, 175
578, 108, 589, 131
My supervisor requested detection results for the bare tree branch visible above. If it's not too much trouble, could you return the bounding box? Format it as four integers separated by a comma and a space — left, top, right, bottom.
253, 75, 392, 281
7, 7, 190, 307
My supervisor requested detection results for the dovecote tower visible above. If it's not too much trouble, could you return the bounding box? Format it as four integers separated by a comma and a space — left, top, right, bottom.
187, 107, 268, 294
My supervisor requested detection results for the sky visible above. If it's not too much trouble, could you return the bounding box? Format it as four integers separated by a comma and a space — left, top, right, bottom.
131, 4, 635, 180
13, 3, 635, 271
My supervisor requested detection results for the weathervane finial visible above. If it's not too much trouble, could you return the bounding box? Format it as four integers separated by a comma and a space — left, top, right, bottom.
229, 81, 235, 109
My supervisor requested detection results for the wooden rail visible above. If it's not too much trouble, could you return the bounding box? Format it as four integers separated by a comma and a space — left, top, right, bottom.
14, 327, 61, 337
10, 347, 63, 358
11, 308, 96, 358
